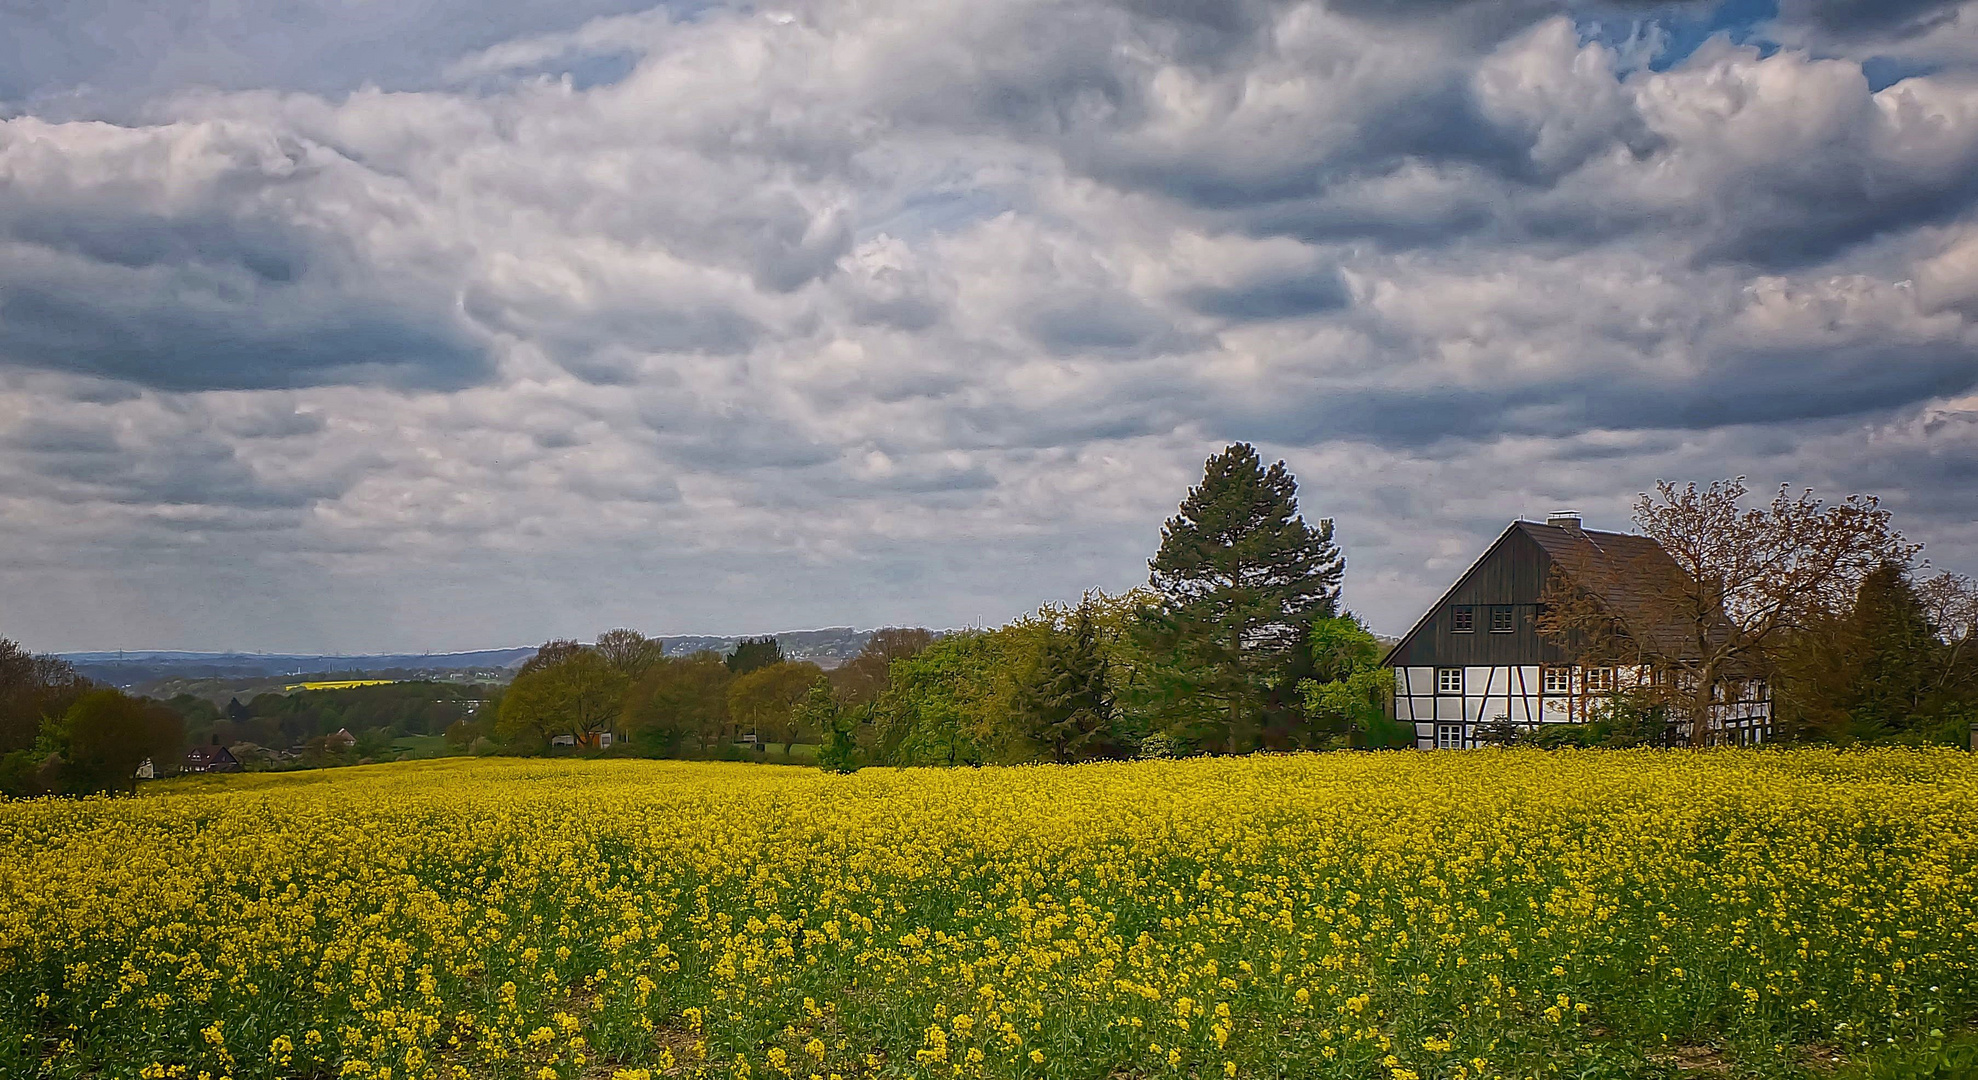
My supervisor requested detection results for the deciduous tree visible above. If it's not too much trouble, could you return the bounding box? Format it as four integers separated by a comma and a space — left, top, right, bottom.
595, 628, 668, 683
623, 652, 731, 753
727, 661, 827, 752
1296, 615, 1403, 748
0, 640, 88, 755
497, 642, 628, 747
53, 689, 184, 795
1539, 479, 1917, 746
831, 628, 935, 705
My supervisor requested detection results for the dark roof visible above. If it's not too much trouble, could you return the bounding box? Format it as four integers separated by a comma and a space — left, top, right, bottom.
1515, 521, 1709, 658
1384, 519, 1712, 666
184, 745, 240, 767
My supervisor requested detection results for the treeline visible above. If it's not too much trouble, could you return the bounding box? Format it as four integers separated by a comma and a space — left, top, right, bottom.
0, 642, 182, 797
0, 660, 499, 794
177, 682, 492, 752
462, 444, 1394, 768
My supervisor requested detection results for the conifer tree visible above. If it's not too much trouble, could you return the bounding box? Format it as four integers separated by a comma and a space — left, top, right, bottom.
726, 636, 784, 675
1014, 597, 1124, 763
1139, 443, 1343, 753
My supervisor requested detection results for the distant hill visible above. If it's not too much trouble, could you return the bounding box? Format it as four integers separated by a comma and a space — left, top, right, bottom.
59, 628, 935, 692
658, 627, 880, 669
59, 648, 537, 691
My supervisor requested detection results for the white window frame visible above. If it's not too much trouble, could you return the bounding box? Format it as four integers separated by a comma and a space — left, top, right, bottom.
1437, 667, 1464, 695
1436, 724, 1464, 750
1584, 667, 1615, 693
1542, 667, 1571, 694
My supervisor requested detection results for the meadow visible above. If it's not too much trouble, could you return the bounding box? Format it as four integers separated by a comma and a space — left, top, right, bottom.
2, 751, 1974, 1080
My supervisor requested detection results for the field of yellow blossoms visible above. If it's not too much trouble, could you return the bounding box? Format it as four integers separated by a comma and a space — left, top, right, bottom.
3, 750, 1975, 1080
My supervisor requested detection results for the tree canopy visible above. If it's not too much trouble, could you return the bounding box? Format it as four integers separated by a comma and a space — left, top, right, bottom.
1139, 443, 1343, 753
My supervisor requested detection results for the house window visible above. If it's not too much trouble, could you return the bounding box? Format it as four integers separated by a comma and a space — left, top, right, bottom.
1451, 607, 1474, 633
1437, 668, 1464, 695
1436, 724, 1464, 750
1542, 668, 1571, 694
1489, 605, 1514, 633
1585, 667, 1615, 693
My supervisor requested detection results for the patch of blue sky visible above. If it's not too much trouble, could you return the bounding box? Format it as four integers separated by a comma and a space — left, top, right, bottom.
1860, 56, 1942, 91
1574, 0, 1779, 72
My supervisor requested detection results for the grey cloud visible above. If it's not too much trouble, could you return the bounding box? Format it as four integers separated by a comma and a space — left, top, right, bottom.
0, 282, 487, 391
1, 417, 327, 510
217, 408, 327, 439
1026, 298, 1198, 356
1776, 0, 1966, 37
1181, 269, 1350, 320
0, 120, 491, 391
1215, 338, 1978, 450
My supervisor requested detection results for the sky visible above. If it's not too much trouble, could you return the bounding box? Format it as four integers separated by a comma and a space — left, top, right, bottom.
2, 0, 1977, 652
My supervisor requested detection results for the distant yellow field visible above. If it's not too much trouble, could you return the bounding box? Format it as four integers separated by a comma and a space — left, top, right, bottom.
282, 678, 397, 691
3, 750, 1975, 1079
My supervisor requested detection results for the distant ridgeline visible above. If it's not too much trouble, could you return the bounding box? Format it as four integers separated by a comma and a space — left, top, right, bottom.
59, 630, 930, 692
58, 649, 540, 690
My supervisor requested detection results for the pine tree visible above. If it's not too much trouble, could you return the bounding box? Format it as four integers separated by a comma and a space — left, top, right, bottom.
1850, 562, 1943, 740
726, 636, 784, 675
1140, 443, 1343, 753
1014, 597, 1124, 763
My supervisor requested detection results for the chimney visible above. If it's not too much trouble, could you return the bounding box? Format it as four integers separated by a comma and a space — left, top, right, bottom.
1546, 510, 1582, 530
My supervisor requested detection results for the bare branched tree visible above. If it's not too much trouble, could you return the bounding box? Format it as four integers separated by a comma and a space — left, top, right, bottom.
1538, 479, 1917, 746
1917, 571, 1978, 697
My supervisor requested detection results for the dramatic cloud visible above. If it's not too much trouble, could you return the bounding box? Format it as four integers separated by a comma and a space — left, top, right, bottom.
1, 0, 1976, 652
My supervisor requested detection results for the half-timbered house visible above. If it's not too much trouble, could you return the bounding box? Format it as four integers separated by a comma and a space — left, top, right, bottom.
1384, 512, 1771, 749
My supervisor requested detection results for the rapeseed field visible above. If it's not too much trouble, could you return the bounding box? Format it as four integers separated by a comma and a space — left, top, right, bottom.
2, 750, 1974, 1080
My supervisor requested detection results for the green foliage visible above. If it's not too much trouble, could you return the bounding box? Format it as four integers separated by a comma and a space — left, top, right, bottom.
213, 681, 490, 749
1297, 615, 1401, 748
1776, 562, 1978, 745
1839, 1029, 1978, 1080
875, 631, 1029, 766
0, 639, 88, 756
623, 651, 731, 753
497, 641, 629, 747
727, 661, 827, 750
21, 690, 184, 796
1012, 596, 1129, 763
800, 686, 861, 774
726, 636, 784, 675
1139, 443, 1343, 754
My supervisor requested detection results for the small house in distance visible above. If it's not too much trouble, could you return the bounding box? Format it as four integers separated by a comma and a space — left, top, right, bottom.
184, 740, 242, 773
1384, 512, 1771, 749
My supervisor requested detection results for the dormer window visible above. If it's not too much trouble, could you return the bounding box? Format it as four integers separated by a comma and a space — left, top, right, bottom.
1489, 605, 1514, 633
1451, 607, 1474, 633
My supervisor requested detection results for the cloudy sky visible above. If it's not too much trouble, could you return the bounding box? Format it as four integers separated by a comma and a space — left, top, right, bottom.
2, 0, 1976, 652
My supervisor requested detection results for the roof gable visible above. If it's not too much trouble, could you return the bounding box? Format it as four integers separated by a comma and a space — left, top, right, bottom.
1383, 522, 1528, 665
1385, 519, 1699, 667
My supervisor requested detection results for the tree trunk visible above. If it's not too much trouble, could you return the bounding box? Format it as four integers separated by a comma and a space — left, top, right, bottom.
1689, 662, 1718, 748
